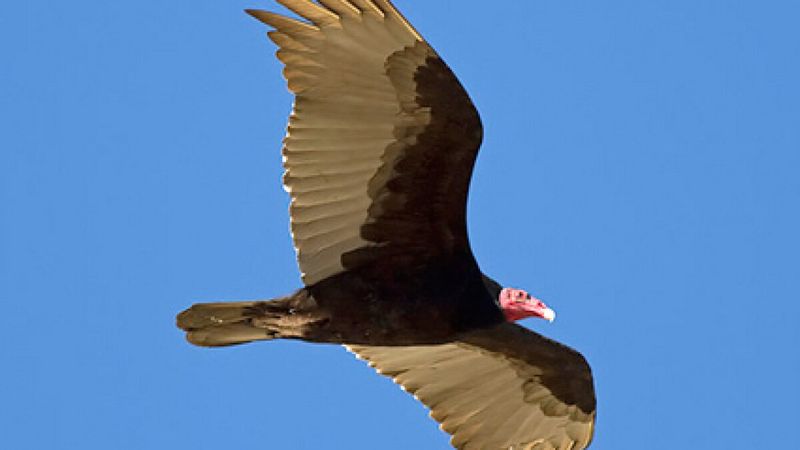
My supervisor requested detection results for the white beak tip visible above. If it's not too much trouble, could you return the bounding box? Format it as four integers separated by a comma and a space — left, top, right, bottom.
543, 308, 556, 323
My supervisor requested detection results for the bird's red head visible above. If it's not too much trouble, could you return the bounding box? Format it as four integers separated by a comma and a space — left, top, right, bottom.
499, 288, 556, 323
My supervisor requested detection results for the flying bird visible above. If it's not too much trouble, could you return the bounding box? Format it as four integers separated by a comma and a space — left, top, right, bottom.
177, 1, 596, 449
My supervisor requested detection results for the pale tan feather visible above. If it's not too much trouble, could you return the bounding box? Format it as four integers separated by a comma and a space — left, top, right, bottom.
347, 340, 595, 450
317, 0, 360, 17
249, 0, 426, 284
348, 0, 384, 17
276, 0, 340, 26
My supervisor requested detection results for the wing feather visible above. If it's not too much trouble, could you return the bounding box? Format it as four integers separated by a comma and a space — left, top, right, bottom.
317, 0, 360, 17
347, 323, 596, 450
250, 0, 482, 285
348, 0, 384, 17
268, 31, 313, 52
248, 10, 320, 36
275, 0, 340, 26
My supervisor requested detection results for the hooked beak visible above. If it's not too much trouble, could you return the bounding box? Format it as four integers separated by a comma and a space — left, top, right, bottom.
542, 307, 556, 323
527, 295, 556, 323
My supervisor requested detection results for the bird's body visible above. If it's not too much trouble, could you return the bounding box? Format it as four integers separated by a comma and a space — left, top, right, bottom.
180, 252, 501, 346
303, 253, 504, 344
177, 1, 597, 448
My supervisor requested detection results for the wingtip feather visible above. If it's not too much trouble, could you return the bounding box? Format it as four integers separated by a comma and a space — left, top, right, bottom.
244, 8, 265, 21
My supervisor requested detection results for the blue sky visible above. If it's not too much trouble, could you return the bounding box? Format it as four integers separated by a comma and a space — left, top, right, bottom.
2, 1, 799, 449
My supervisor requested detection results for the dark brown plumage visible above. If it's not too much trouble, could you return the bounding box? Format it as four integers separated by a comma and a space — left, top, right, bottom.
177, 1, 595, 448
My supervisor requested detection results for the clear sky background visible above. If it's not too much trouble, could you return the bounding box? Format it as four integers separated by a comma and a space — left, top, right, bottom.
2, 1, 799, 449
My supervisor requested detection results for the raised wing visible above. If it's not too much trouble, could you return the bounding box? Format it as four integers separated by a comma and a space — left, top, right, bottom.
348, 323, 596, 450
248, 0, 483, 285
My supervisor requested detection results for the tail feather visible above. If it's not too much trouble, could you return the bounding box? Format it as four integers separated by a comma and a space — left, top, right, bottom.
184, 323, 277, 347
177, 301, 280, 347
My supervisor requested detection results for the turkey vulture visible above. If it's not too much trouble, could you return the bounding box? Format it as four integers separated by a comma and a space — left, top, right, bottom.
177, 1, 596, 448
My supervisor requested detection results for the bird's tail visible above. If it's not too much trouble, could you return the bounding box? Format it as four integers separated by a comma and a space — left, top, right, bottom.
176, 299, 291, 347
